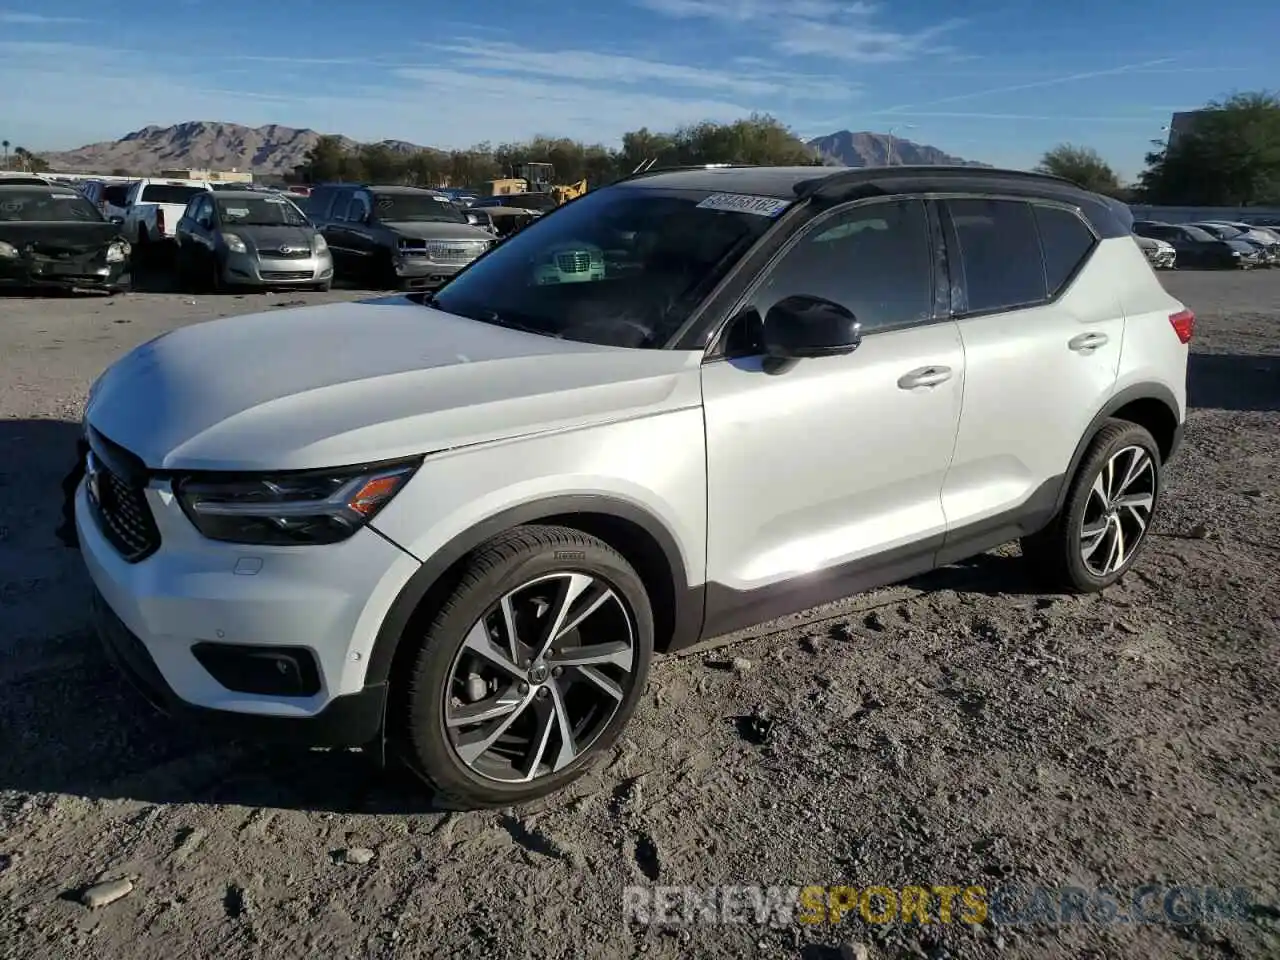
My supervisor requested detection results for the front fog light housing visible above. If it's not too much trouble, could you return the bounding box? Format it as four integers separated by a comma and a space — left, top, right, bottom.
174, 457, 422, 545
106, 241, 130, 263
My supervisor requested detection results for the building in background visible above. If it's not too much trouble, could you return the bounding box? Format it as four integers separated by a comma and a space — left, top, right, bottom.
159, 167, 253, 183
1168, 110, 1211, 147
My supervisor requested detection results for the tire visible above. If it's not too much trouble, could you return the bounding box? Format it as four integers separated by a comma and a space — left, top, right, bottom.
310, 281, 332, 293
1021, 419, 1162, 593
398, 525, 654, 809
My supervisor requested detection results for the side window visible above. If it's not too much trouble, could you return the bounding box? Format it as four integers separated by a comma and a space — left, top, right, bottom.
751, 198, 934, 334
1033, 205, 1096, 295
348, 193, 370, 223
196, 196, 214, 227
946, 198, 1046, 314
102, 185, 128, 207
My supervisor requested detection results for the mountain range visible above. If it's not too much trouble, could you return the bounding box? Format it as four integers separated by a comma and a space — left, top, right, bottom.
39, 120, 984, 175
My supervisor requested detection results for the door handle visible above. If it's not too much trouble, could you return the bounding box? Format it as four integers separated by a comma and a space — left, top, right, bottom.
897, 365, 953, 389
1069, 332, 1109, 352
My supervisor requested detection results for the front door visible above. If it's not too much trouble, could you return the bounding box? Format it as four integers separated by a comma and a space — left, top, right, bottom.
700, 196, 965, 635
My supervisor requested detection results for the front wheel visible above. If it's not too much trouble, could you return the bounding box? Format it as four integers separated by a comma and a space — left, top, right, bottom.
398, 525, 654, 809
1021, 420, 1162, 592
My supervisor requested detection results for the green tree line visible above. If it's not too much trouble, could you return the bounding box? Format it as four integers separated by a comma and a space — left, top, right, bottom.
291, 114, 824, 188
1038, 91, 1280, 205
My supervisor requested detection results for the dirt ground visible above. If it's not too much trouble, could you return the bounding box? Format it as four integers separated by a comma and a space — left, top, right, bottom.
0, 268, 1277, 960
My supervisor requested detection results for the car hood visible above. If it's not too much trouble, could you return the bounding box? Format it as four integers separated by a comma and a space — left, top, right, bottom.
85, 297, 701, 471
381, 220, 493, 241
1227, 239, 1259, 253
228, 224, 316, 251
0, 221, 119, 253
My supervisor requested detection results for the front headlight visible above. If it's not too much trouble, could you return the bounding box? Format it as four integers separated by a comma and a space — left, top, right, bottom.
174, 457, 422, 545
0, 240, 18, 259
223, 233, 248, 254
105, 241, 130, 263
312, 233, 328, 253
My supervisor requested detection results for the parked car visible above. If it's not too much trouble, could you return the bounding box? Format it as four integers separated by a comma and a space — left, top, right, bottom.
0, 173, 55, 186
69, 166, 1191, 807
1132, 221, 1259, 269
307, 183, 494, 289
1194, 221, 1280, 266
472, 192, 560, 214
0, 183, 131, 293
80, 179, 134, 222
1133, 234, 1176, 269
175, 189, 333, 292
119, 178, 213, 253
1189, 222, 1277, 266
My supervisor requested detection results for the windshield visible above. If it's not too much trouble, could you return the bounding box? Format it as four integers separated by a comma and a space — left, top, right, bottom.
430, 185, 782, 349
1178, 226, 1215, 242
216, 195, 309, 226
0, 190, 103, 222
372, 192, 467, 223
1198, 224, 1240, 238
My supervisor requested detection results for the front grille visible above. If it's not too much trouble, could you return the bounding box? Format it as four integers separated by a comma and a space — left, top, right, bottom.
423, 240, 487, 264
260, 270, 312, 280
556, 252, 592, 273
90, 458, 160, 562
266, 246, 312, 260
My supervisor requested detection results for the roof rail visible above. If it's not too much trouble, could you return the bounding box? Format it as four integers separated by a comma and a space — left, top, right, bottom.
795, 164, 1080, 200
614, 163, 763, 185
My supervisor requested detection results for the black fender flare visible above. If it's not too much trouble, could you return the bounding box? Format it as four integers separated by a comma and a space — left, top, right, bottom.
363, 495, 700, 688
1051, 382, 1182, 517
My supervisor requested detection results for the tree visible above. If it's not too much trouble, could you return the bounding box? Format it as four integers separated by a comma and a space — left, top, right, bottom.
1138, 91, 1280, 205
1036, 144, 1121, 195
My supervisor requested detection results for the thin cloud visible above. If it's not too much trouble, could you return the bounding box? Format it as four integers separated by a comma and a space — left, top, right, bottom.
635, 0, 961, 63
880, 59, 1177, 112
0, 11, 87, 24
874, 111, 1165, 123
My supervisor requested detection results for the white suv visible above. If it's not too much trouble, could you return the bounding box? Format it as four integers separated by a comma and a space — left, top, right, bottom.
68, 165, 1191, 808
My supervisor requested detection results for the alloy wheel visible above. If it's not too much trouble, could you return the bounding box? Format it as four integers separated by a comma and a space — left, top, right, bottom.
443, 572, 637, 784
1079, 444, 1157, 577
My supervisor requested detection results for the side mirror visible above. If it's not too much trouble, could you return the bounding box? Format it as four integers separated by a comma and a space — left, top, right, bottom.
108, 216, 125, 226
761, 295, 862, 359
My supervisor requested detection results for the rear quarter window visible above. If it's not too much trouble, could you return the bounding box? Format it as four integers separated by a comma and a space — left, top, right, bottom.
1033, 205, 1097, 296
947, 198, 1047, 314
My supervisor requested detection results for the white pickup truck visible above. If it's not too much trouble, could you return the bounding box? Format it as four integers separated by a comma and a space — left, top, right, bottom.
120, 178, 211, 250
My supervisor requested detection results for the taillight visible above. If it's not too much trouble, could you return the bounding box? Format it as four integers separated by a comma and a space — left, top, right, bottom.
1169, 309, 1195, 344
156, 208, 166, 234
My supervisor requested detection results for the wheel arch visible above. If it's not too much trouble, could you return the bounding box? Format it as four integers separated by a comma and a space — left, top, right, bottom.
364, 495, 702, 694
1053, 382, 1182, 516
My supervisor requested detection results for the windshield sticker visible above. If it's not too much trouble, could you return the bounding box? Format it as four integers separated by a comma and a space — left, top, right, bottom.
263, 196, 286, 204
433, 195, 450, 202
224, 207, 250, 217
696, 193, 792, 217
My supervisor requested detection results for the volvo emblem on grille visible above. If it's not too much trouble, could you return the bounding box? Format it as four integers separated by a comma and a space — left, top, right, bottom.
85, 452, 101, 505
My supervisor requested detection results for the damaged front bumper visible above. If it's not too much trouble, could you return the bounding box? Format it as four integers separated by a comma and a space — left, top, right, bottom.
0, 251, 131, 292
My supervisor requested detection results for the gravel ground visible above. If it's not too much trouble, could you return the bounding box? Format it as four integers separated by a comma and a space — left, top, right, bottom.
0, 267, 1277, 960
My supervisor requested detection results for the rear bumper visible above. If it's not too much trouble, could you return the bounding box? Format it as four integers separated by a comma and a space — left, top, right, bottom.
92, 588, 387, 747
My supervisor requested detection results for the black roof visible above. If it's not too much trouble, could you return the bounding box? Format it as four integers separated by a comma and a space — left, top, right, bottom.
312, 183, 443, 195
210, 189, 294, 200
617, 164, 1131, 239
0, 182, 77, 194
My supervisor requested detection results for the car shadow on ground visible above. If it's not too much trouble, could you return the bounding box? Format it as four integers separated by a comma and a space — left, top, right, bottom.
1187, 352, 1280, 412
0, 417, 433, 814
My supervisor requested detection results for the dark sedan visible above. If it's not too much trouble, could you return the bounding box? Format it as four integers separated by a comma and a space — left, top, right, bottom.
1132, 221, 1259, 269
0, 184, 131, 293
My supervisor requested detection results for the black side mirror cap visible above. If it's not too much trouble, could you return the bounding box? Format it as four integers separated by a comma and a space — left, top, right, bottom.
761, 294, 862, 359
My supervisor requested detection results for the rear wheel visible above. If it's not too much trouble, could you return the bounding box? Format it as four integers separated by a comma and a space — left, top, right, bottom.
1022, 420, 1161, 592
398, 525, 653, 809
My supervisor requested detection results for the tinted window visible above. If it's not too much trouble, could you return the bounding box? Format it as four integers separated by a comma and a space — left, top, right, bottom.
751, 198, 933, 334
371, 191, 468, 223
102, 185, 129, 206
138, 184, 208, 205
0, 190, 103, 222
431, 185, 776, 349
947, 198, 1045, 313
1033, 205, 1096, 295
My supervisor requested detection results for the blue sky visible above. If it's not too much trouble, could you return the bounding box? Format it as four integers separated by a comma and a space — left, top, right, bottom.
1, 1, 1275, 179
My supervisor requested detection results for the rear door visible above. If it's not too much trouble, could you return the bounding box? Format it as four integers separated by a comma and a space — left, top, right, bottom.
936, 196, 1121, 558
